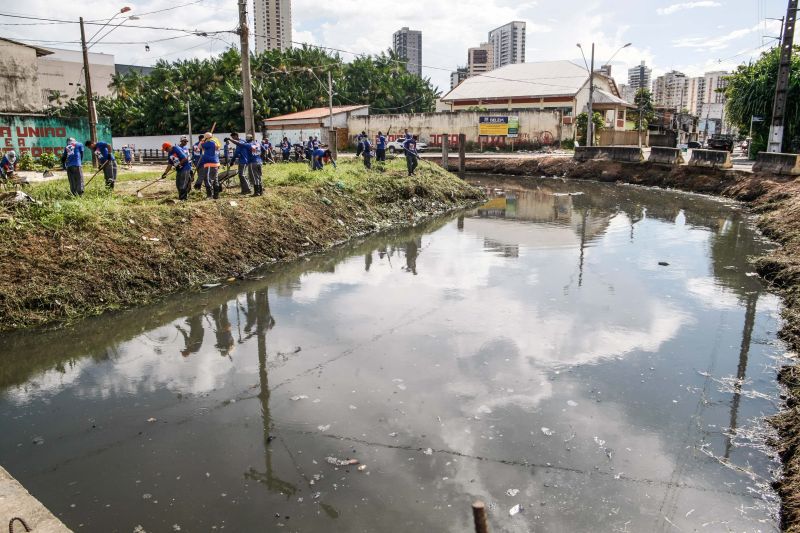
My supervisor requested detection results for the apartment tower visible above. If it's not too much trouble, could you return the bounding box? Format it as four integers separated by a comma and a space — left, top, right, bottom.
253, 0, 292, 52
488, 21, 526, 69
393, 27, 422, 76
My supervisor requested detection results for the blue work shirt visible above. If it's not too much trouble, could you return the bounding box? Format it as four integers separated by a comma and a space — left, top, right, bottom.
1, 154, 15, 171
377, 135, 386, 149
192, 142, 202, 163
363, 138, 373, 152
168, 145, 191, 172
249, 141, 263, 164
63, 141, 84, 168
199, 140, 220, 165
232, 140, 250, 165
94, 141, 114, 163
122, 147, 132, 160
281, 141, 290, 153
403, 138, 417, 155
313, 148, 325, 159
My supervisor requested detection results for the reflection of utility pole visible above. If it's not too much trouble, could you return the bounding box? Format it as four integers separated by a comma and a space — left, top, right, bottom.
723, 292, 759, 459
578, 208, 588, 287
244, 289, 296, 496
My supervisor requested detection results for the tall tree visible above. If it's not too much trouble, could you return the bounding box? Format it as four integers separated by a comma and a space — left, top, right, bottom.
628, 88, 655, 131
52, 46, 440, 136
725, 46, 800, 153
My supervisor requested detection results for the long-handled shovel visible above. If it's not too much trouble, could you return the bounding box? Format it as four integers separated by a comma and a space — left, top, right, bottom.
136, 168, 174, 197
84, 160, 109, 187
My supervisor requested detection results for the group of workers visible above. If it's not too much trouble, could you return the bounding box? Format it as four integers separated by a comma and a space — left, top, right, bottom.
43, 128, 422, 200
355, 130, 419, 175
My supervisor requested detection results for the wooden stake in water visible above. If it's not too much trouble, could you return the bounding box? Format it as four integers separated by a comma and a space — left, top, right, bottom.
472, 501, 489, 533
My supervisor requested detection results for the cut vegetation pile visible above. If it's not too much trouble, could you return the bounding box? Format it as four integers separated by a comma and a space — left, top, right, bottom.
0, 159, 483, 331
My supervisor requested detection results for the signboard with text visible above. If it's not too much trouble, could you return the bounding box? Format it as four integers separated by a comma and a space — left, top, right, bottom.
479, 116, 520, 137
0, 115, 112, 158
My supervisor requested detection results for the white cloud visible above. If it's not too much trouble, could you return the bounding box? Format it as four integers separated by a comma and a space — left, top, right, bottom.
657, 1, 722, 16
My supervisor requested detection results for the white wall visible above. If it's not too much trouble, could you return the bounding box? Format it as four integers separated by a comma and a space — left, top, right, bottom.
113, 132, 246, 150
347, 109, 569, 147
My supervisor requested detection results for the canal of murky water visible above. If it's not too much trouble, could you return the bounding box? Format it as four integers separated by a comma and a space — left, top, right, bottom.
0, 176, 788, 532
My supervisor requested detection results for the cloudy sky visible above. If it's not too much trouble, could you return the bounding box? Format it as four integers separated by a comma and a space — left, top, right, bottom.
3, 0, 786, 92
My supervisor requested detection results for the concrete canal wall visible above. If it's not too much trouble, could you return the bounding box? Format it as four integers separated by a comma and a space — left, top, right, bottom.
1, 466, 71, 532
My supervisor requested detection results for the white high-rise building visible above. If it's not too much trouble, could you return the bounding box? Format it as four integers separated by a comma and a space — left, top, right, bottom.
488, 21, 526, 69
253, 0, 292, 53
653, 70, 689, 109
627, 61, 652, 92
393, 27, 422, 76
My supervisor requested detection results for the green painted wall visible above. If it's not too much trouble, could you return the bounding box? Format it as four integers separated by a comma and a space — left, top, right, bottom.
0, 115, 111, 158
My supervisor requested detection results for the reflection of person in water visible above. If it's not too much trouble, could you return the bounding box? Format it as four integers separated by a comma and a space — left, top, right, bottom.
364, 252, 373, 272
403, 239, 420, 275
176, 314, 205, 357
210, 302, 235, 357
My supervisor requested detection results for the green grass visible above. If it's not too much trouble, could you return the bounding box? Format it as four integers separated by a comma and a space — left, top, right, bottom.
9, 157, 459, 233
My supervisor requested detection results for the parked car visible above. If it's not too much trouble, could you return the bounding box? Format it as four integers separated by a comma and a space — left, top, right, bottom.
387, 140, 427, 154
687, 141, 702, 149
707, 134, 734, 152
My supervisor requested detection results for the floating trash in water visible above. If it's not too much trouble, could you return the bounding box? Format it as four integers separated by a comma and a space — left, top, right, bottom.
423, 448, 433, 456
31, 436, 44, 445
172, 525, 182, 531
389, 432, 398, 437
509, 504, 521, 516
541, 427, 554, 436
325, 456, 357, 467
593, 436, 606, 447
201, 283, 221, 289
142, 493, 153, 500
506, 488, 520, 497
567, 400, 578, 407
349, 405, 358, 410
397, 384, 407, 391
746, 272, 759, 277
614, 472, 624, 480
317, 424, 331, 432
357, 465, 367, 472
477, 405, 492, 414
147, 417, 157, 423
658, 261, 669, 266
290, 395, 308, 401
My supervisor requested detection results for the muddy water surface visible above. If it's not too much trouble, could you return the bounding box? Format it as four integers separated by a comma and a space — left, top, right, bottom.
0, 176, 787, 532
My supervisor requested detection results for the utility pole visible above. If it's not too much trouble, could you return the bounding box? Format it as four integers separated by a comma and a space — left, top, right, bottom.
238, 0, 256, 135
79, 17, 98, 165
187, 100, 193, 143
328, 70, 335, 154
587, 43, 595, 147
767, 0, 797, 153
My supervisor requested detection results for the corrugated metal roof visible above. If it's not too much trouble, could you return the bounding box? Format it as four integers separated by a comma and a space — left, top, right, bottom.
593, 89, 636, 108
441, 61, 589, 101
264, 105, 368, 122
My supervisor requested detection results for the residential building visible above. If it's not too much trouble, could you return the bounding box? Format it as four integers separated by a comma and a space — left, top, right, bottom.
619, 83, 637, 103
450, 67, 469, 89
0, 38, 50, 113
488, 21, 526, 69
627, 61, 651, 92
699, 70, 729, 105
393, 27, 422, 76
685, 77, 702, 115
440, 60, 634, 133
253, 0, 292, 52
38, 47, 115, 106
468, 42, 494, 77
653, 70, 689, 109
264, 105, 369, 146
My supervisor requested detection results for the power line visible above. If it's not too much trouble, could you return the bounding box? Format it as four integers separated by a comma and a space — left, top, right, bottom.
0, 12, 234, 36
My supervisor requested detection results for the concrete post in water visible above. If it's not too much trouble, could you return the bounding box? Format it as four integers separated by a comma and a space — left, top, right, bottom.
472, 501, 490, 533
458, 133, 466, 176
441, 133, 449, 170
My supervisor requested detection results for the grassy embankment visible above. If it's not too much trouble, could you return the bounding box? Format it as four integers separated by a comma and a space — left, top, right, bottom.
0, 158, 483, 331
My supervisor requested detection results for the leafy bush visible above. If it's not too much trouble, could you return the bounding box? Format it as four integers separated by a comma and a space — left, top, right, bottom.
561, 139, 576, 150
38, 152, 58, 169
17, 152, 35, 171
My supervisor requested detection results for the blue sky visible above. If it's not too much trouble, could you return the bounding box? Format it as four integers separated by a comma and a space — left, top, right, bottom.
5, 0, 788, 93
